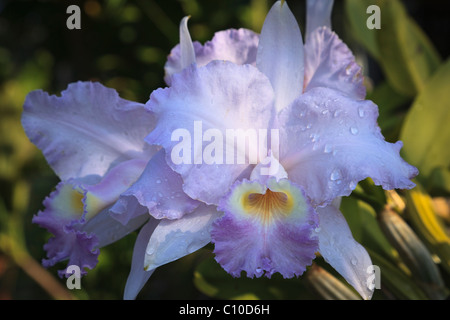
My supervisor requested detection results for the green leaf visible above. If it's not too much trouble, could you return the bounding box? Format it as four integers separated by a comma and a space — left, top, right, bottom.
340, 196, 397, 262
304, 264, 361, 300
400, 59, 450, 178
366, 81, 409, 142
426, 167, 450, 195
377, 0, 441, 96
378, 206, 447, 299
404, 183, 450, 275
344, 0, 381, 59
368, 249, 429, 300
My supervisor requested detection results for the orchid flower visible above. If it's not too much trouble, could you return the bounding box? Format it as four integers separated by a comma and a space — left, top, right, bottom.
21, 81, 212, 293
22, 0, 419, 301
122, 0, 417, 300
21, 82, 160, 276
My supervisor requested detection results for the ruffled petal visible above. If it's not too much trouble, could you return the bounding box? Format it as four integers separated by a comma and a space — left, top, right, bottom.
32, 181, 99, 277
146, 61, 275, 205
123, 219, 159, 300
110, 149, 200, 223
305, 0, 334, 41
211, 177, 319, 278
33, 158, 148, 276
22, 81, 157, 180
316, 203, 374, 300
279, 87, 418, 206
165, 27, 259, 85
304, 26, 365, 99
143, 204, 221, 271
256, 0, 304, 111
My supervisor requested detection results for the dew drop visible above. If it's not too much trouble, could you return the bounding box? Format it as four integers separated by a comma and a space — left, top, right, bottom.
358, 107, 365, 118
330, 169, 342, 181
345, 65, 352, 75
351, 258, 358, 266
350, 127, 359, 135
324, 144, 333, 154
146, 246, 156, 256
314, 227, 321, 233
349, 180, 357, 190
306, 123, 312, 129
310, 133, 319, 142
255, 267, 264, 277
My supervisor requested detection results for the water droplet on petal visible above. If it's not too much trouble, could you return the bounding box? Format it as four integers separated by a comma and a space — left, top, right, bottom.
254, 267, 265, 277
350, 127, 359, 135
349, 180, 358, 190
146, 246, 156, 256
351, 258, 358, 266
310, 133, 319, 143
358, 107, 365, 118
345, 65, 352, 75
324, 144, 333, 154
333, 110, 341, 118
330, 169, 342, 181
314, 227, 321, 233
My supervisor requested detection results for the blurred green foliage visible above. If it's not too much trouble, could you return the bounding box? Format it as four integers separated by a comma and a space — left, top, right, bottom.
0, 0, 449, 300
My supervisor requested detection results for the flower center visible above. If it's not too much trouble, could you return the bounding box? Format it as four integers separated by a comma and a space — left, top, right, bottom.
242, 189, 293, 224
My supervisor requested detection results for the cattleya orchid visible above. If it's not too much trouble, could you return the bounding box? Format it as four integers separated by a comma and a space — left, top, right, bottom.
21, 0, 418, 301
141, 0, 417, 300
21, 82, 158, 276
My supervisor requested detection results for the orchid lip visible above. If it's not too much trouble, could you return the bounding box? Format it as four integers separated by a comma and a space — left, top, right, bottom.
241, 188, 293, 225
212, 177, 319, 279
